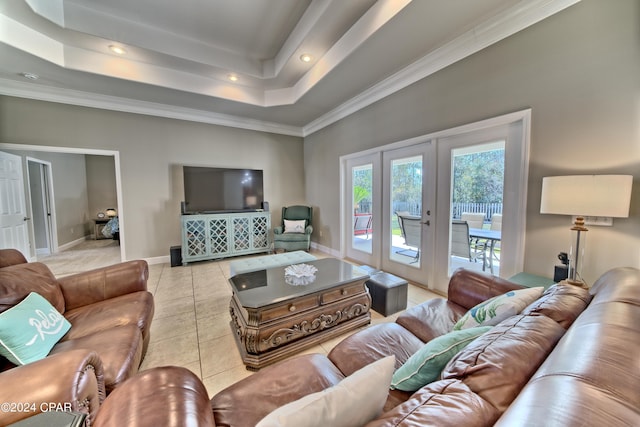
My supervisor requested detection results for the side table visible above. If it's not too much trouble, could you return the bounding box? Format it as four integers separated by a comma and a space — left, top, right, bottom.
94, 218, 110, 240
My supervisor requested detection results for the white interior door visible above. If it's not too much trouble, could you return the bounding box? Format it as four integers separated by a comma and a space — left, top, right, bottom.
0, 151, 30, 258
380, 142, 435, 286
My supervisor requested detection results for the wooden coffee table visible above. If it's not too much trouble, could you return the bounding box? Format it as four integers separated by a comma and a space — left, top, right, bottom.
228, 258, 371, 370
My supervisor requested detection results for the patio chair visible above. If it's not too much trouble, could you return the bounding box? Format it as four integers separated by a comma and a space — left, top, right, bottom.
451, 220, 485, 264
353, 213, 373, 239
396, 211, 421, 262
461, 212, 486, 229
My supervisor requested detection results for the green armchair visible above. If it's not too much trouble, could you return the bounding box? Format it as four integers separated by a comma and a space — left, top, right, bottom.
273, 205, 313, 252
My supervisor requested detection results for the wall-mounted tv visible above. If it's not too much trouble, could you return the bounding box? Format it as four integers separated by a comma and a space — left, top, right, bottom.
183, 166, 264, 214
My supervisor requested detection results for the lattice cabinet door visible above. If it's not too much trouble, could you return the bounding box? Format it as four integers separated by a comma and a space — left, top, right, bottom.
183, 217, 207, 258
251, 214, 270, 250
232, 217, 251, 252
208, 217, 230, 255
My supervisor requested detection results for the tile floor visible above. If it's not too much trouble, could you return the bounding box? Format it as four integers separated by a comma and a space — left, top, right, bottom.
40, 241, 440, 398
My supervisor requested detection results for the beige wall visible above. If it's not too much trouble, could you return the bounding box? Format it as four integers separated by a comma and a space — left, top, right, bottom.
86, 155, 117, 220
304, 0, 640, 284
0, 101, 305, 260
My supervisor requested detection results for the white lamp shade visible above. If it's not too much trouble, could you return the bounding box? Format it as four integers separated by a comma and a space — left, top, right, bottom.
540, 175, 633, 217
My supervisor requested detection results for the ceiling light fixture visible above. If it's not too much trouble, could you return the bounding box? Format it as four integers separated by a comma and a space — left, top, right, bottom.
228, 74, 239, 82
109, 45, 127, 55
299, 53, 313, 63
19, 72, 39, 80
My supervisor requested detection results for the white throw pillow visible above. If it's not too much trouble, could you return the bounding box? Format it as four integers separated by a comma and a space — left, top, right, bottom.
453, 287, 544, 330
284, 219, 306, 233
256, 355, 395, 427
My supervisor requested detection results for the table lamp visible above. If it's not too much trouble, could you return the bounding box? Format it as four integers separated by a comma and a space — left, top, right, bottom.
106, 208, 117, 218
540, 175, 633, 286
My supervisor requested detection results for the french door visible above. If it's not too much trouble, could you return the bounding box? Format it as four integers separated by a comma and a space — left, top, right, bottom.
342, 111, 530, 293
380, 143, 435, 285
345, 153, 380, 267
344, 142, 435, 286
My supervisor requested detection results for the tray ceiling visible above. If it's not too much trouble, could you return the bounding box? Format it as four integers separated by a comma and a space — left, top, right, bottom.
0, 0, 581, 135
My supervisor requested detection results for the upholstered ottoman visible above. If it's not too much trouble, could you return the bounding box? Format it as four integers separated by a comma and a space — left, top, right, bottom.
229, 251, 317, 276
365, 271, 408, 316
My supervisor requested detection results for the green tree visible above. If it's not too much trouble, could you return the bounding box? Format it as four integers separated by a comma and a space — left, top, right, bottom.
453, 150, 504, 203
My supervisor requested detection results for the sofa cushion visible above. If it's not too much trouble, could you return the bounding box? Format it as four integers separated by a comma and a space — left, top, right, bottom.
211, 353, 345, 427
521, 283, 591, 329
391, 326, 492, 392
442, 314, 565, 413
256, 356, 395, 427
395, 298, 465, 342
63, 291, 154, 341
365, 379, 500, 427
453, 287, 543, 330
0, 292, 71, 365
51, 324, 143, 393
0, 263, 65, 315
328, 323, 424, 377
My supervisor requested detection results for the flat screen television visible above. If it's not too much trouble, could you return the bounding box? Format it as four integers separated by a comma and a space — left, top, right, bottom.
182, 166, 264, 214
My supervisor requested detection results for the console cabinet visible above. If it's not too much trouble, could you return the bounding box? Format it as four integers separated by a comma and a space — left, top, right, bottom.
181, 211, 270, 264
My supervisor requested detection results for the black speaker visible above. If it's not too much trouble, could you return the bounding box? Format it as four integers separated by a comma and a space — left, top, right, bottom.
170, 246, 182, 267
554, 265, 568, 282
261, 201, 269, 211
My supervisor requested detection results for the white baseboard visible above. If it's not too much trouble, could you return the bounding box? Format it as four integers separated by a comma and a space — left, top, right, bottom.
311, 242, 340, 258
57, 236, 90, 252
143, 255, 171, 266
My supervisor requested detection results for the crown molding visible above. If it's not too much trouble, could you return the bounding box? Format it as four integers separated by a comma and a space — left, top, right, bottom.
0, 78, 303, 137
302, 0, 581, 136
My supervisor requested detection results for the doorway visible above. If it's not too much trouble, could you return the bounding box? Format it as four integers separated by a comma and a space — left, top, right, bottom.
26, 158, 57, 256
0, 144, 125, 262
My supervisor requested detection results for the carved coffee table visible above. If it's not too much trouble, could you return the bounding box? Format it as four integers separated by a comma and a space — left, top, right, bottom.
229, 258, 371, 370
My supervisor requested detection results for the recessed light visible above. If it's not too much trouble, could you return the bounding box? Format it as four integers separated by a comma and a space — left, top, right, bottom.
19, 72, 39, 80
299, 53, 313, 63
228, 74, 239, 82
109, 45, 127, 55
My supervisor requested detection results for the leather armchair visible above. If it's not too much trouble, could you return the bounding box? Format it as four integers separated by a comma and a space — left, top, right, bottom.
273, 205, 313, 252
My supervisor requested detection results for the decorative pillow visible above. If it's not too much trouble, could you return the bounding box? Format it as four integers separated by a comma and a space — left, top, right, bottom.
0, 292, 71, 365
391, 326, 492, 391
255, 355, 395, 427
283, 219, 306, 233
453, 287, 544, 330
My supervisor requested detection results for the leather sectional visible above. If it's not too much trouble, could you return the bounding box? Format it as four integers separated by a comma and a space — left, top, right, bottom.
0, 249, 154, 426
91, 266, 639, 426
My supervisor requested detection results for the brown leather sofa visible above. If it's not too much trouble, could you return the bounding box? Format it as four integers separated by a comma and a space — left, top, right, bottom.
92, 266, 639, 426
0, 249, 154, 426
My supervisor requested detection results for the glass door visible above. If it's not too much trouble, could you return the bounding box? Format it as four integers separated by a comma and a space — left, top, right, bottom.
345, 153, 380, 266
433, 119, 528, 294
381, 142, 435, 285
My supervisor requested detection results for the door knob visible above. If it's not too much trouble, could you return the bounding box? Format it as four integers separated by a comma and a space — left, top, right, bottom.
23, 217, 31, 221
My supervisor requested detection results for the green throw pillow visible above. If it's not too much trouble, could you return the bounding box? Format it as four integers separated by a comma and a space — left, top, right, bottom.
0, 292, 71, 365
391, 326, 492, 392
453, 287, 544, 330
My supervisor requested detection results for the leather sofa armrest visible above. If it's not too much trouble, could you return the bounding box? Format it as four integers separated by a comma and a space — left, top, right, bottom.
93, 366, 215, 427
273, 226, 284, 235
58, 260, 149, 311
448, 268, 523, 310
0, 350, 105, 426
0, 248, 28, 268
